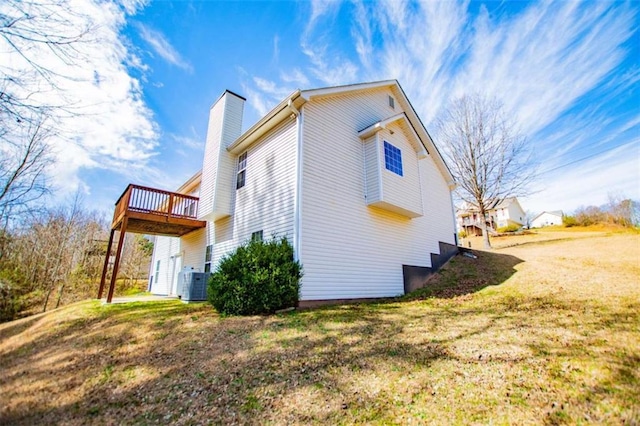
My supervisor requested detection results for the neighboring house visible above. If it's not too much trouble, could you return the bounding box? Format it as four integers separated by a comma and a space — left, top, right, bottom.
457, 197, 526, 235
531, 211, 563, 228
146, 80, 459, 304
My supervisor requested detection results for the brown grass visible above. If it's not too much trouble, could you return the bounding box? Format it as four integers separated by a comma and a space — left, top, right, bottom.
1, 232, 638, 425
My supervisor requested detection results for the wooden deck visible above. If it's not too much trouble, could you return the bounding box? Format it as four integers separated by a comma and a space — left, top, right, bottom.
99, 184, 206, 303
111, 184, 206, 236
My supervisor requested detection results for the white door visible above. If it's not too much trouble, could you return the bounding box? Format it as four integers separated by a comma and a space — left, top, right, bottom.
169, 255, 182, 295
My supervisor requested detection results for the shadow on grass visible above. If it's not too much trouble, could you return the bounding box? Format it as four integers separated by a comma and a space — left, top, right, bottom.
3, 248, 639, 424
403, 250, 523, 300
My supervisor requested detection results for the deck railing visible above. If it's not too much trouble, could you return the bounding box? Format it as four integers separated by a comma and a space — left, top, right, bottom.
113, 184, 200, 224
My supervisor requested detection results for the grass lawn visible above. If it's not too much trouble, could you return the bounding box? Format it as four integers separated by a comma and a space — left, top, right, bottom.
1, 231, 638, 424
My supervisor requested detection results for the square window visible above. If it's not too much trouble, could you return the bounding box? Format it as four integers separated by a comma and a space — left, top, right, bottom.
383, 141, 403, 176
251, 230, 263, 242
236, 152, 247, 190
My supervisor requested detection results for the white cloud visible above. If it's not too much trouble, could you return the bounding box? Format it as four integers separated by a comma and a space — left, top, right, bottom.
244, 0, 638, 215
524, 141, 640, 214
170, 130, 202, 150
272, 35, 280, 64
280, 68, 311, 87
0, 0, 162, 197
299, 0, 358, 86
136, 23, 193, 72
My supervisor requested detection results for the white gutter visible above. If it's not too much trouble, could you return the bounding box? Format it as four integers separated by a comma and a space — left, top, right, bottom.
227, 91, 303, 155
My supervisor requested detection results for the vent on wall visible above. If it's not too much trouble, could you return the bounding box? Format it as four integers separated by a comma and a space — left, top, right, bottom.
388, 95, 395, 109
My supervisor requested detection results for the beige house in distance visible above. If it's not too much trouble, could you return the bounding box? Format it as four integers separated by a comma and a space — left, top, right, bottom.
457, 197, 526, 236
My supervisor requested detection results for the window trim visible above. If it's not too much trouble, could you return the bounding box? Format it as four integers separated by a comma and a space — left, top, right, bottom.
204, 244, 212, 273
383, 140, 403, 177
236, 151, 247, 190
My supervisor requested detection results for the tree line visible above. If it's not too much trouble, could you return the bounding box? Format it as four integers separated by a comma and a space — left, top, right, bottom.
0, 197, 152, 321
564, 195, 638, 228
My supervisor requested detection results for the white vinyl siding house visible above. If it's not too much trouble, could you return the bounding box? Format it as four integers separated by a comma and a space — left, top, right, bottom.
299, 86, 455, 301
531, 211, 563, 228
149, 235, 181, 295
211, 117, 297, 264
148, 80, 458, 302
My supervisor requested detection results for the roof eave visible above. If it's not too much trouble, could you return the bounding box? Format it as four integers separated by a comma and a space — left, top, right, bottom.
227, 90, 304, 155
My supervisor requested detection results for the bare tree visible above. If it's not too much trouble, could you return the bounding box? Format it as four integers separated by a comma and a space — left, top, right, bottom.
1, 0, 98, 224
437, 94, 536, 248
0, 115, 53, 224
1, 0, 96, 126
119, 234, 153, 289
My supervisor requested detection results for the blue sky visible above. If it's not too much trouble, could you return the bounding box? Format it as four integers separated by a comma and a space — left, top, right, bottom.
14, 0, 640, 216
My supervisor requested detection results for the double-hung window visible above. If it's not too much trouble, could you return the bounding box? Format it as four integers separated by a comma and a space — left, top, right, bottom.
251, 230, 263, 242
204, 245, 213, 273
383, 141, 403, 176
236, 152, 247, 189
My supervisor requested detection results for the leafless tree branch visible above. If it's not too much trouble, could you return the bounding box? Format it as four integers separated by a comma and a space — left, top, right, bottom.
437, 94, 537, 248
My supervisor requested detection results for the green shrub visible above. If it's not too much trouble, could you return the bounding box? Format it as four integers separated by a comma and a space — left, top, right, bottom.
497, 224, 521, 233
207, 236, 302, 315
563, 215, 577, 227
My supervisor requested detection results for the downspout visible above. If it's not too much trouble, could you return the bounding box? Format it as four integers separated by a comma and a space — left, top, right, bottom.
449, 186, 458, 246
288, 99, 302, 262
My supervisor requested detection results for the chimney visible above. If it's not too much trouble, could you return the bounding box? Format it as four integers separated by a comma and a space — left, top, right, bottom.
198, 90, 245, 221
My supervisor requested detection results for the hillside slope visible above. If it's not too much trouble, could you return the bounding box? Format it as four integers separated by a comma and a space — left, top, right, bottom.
1, 233, 638, 425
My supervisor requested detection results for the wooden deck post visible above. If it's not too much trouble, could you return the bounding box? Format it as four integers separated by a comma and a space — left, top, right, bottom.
97, 229, 116, 299
167, 193, 174, 219
106, 218, 128, 304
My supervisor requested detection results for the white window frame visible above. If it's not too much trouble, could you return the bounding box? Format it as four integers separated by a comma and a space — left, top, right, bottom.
236, 151, 247, 190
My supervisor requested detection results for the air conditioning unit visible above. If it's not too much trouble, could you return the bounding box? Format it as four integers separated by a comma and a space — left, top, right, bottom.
181, 272, 211, 302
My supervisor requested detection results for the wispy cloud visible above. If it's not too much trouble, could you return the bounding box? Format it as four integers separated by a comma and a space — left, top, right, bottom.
136, 23, 193, 72
244, 0, 638, 213
170, 130, 201, 150
525, 141, 640, 212
299, 0, 358, 85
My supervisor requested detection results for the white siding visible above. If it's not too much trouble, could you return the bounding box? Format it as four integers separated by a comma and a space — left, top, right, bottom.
300, 88, 456, 301
181, 227, 207, 271
506, 202, 525, 225
149, 236, 181, 295
376, 124, 423, 217
532, 212, 562, 228
210, 118, 298, 265
363, 135, 380, 203
199, 92, 244, 221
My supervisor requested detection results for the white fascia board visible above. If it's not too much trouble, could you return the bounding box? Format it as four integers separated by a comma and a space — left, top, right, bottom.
357, 112, 406, 138
175, 170, 202, 194
227, 91, 303, 155
358, 113, 428, 159
388, 84, 456, 189
300, 79, 398, 100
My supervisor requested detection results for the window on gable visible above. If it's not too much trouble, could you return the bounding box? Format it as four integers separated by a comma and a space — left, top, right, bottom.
236, 151, 247, 190
383, 141, 403, 176
204, 245, 213, 272
251, 230, 263, 242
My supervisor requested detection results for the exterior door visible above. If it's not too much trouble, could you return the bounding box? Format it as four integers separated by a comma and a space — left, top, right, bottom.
170, 255, 182, 296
